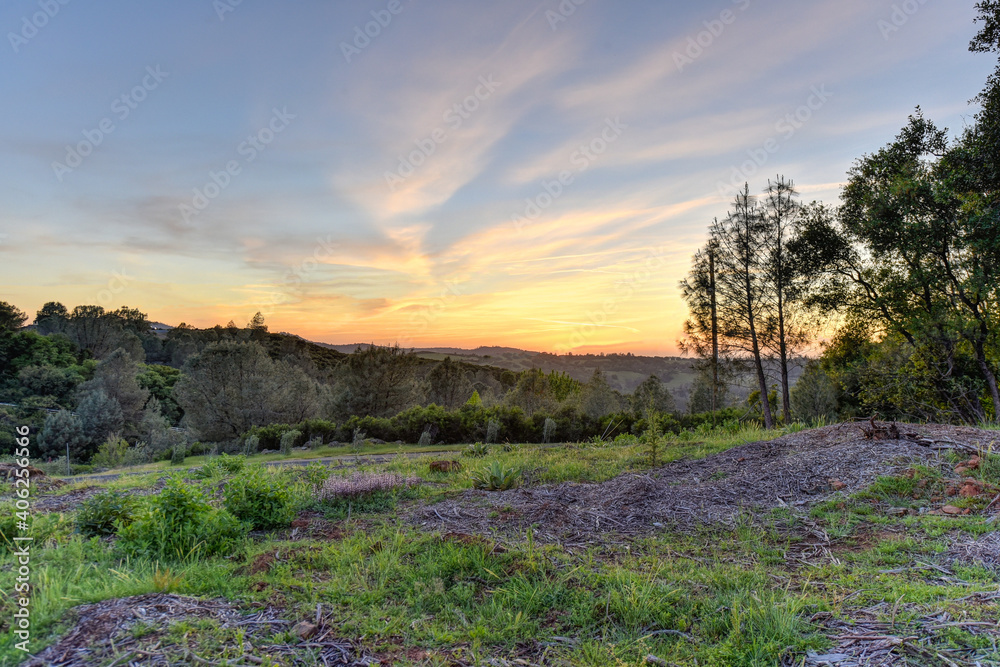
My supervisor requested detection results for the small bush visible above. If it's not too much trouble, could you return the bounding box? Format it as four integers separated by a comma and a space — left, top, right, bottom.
302, 461, 334, 488
193, 453, 246, 479
463, 442, 490, 458
486, 419, 500, 444
76, 489, 138, 537
543, 417, 557, 443
241, 434, 260, 456
470, 461, 521, 491
613, 433, 640, 446
122, 443, 153, 467
279, 429, 301, 456
170, 444, 185, 466
351, 427, 366, 453
118, 477, 245, 561
224, 466, 297, 530
417, 429, 433, 447
91, 434, 130, 470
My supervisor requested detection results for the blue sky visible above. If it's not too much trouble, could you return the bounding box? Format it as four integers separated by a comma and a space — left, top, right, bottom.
0, 0, 994, 354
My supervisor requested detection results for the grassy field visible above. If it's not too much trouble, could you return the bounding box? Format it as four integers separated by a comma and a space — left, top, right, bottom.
2, 425, 999, 665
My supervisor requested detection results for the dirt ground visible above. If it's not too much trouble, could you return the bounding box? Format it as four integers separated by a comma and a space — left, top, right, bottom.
24, 594, 372, 667
410, 423, 1000, 545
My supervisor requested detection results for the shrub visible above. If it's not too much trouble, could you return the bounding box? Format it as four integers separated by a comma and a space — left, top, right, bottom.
613, 433, 640, 446
470, 461, 521, 491
224, 466, 297, 530
121, 443, 153, 468
118, 477, 245, 561
91, 434, 130, 470
302, 461, 334, 488
351, 427, 366, 453
193, 453, 246, 479
241, 434, 260, 456
417, 429, 433, 447
37, 410, 87, 461
486, 419, 500, 444
463, 442, 490, 458
543, 417, 557, 443
279, 429, 302, 456
76, 490, 137, 537
170, 444, 185, 466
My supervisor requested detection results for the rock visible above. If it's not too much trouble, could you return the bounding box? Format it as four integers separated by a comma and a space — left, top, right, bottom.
941, 505, 964, 515
830, 479, 847, 491
959, 480, 984, 498
955, 465, 969, 476
967, 455, 981, 469
946, 484, 959, 497
292, 620, 318, 640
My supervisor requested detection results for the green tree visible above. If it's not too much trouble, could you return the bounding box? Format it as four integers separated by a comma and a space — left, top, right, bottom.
81, 348, 151, 434
630, 375, 675, 416
790, 361, 838, 423
76, 389, 125, 451
505, 369, 555, 416
0, 302, 27, 333
711, 185, 775, 428
334, 344, 424, 418
175, 340, 323, 441
427, 357, 472, 409
580, 369, 622, 418
37, 410, 88, 461
34, 302, 69, 335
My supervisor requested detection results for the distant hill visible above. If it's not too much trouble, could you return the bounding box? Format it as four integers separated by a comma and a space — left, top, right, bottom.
316, 343, 699, 393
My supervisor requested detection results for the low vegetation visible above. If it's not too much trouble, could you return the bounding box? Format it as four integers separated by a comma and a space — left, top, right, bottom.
3, 421, 999, 665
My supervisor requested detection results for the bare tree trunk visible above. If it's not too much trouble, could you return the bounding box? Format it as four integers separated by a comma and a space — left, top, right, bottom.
746, 276, 774, 429
777, 292, 790, 424
709, 243, 719, 417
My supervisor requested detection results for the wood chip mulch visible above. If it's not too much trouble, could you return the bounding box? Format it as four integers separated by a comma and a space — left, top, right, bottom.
410, 423, 1000, 546
24, 594, 375, 666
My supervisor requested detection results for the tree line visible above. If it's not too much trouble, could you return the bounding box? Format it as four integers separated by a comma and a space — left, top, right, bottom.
0, 301, 686, 466
681, 2, 1000, 426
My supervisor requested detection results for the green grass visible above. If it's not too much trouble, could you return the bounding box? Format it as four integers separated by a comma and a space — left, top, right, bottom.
5, 425, 1000, 665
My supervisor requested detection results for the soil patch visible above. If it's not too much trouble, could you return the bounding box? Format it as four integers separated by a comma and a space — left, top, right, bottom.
30, 480, 164, 514
25, 593, 373, 666
411, 424, 992, 545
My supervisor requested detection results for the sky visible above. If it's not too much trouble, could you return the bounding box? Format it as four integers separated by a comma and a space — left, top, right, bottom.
0, 0, 995, 356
